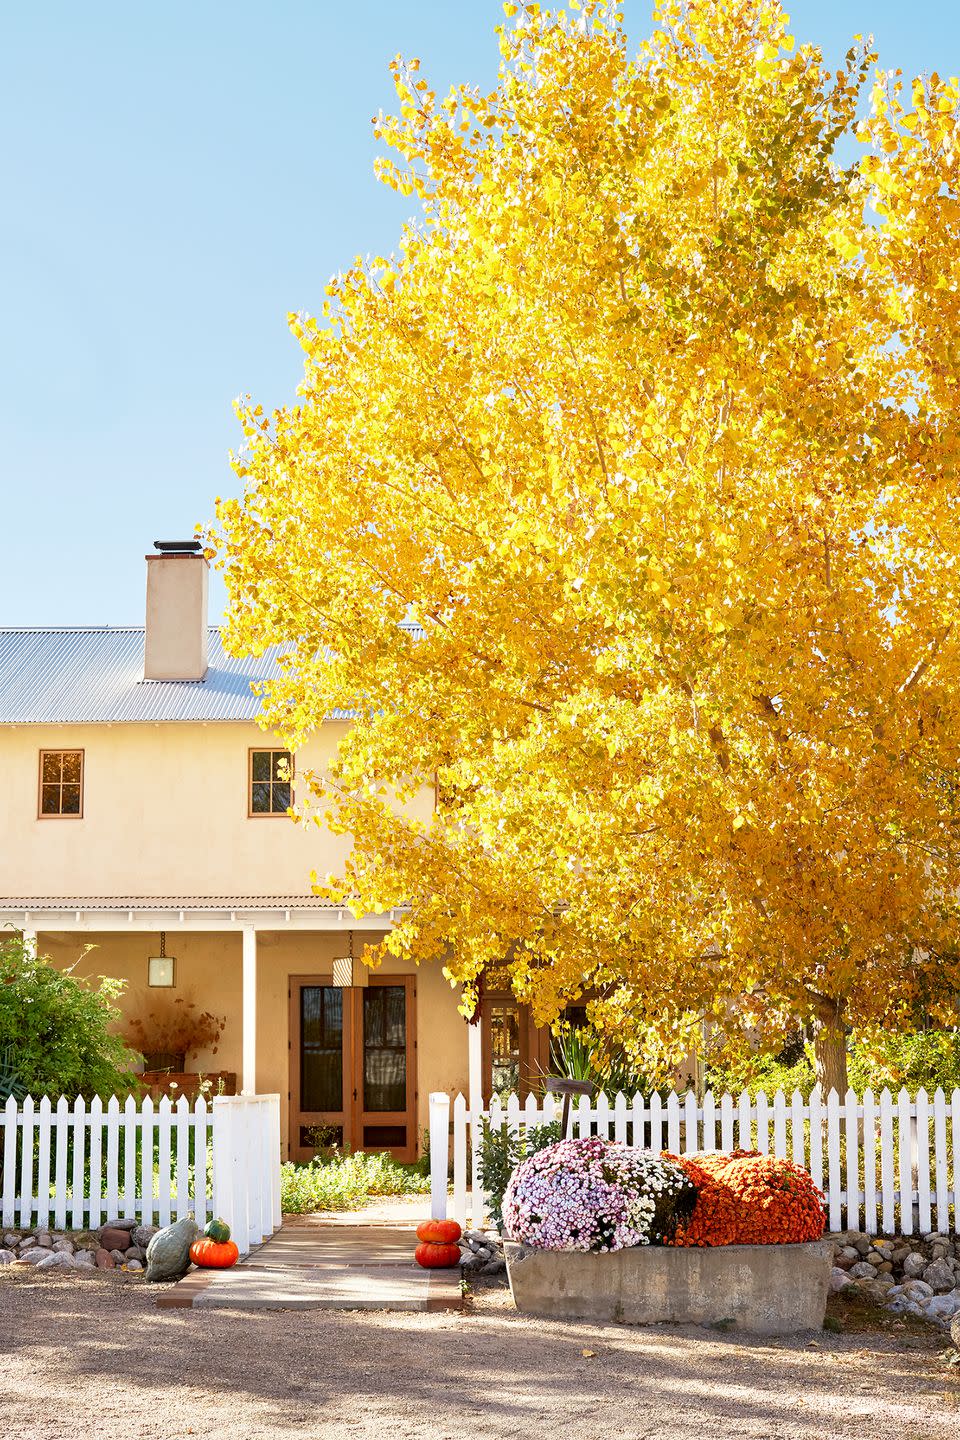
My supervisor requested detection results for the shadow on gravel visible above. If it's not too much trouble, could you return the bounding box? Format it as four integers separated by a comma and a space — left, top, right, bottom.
0, 1272, 957, 1440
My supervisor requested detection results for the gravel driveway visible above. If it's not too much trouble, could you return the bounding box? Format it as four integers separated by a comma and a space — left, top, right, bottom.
0, 1269, 957, 1440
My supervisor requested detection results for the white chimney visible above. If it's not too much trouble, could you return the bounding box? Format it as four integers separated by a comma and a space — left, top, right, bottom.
144, 541, 209, 681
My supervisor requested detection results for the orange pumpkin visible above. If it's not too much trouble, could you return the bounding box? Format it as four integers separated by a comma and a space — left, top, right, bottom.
189, 1237, 240, 1269
415, 1240, 461, 1268
416, 1219, 462, 1245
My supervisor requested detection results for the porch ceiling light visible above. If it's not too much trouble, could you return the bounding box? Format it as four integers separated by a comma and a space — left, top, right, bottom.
148, 932, 176, 987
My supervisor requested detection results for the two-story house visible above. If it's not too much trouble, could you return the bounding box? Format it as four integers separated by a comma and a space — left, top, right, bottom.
0, 542, 562, 1159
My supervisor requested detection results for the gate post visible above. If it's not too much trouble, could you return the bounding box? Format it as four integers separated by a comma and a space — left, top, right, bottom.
429, 1092, 450, 1221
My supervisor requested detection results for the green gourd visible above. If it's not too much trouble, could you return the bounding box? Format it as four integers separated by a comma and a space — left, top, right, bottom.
204, 1217, 231, 1244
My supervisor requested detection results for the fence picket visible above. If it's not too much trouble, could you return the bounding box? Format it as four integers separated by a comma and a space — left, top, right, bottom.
897, 1089, 914, 1235
683, 1090, 698, 1152
70, 1096, 86, 1230
809, 1086, 824, 1194
737, 1089, 752, 1150
88, 1096, 103, 1230
702, 1091, 717, 1152
862, 1089, 877, 1236
141, 1100, 154, 1226
35, 1097, 52, 1231
952, 1089, 960, 1227
105, 1097, 120, 1224
53, 1097, 69, 1230
933, 1089, 948, 1233
19, 1095, 35, 1230
791, 1089, 805, 1168
175, 1097, 191, 1222
649, 1093, 664, 1152
2, 1096, 17, 1227
123, 1095, 138, 1220
843, 1089, 859, 1232
452, 1094, 467, 1230
194, 1098, 209, 1228
880, 1088, 895, 1233
157, 1097, 173, 1228
826, 1090, 842, 1231
916, 1089, 932, 1235
595, 1091, 611, 1141
613, 1092, 628, 1145
755, 1090, 769, 1155
666, 1092, 681, 1154
720, 1092, 734, 1151
631, 1092, 646, 1152
772, 1090, 787, 1159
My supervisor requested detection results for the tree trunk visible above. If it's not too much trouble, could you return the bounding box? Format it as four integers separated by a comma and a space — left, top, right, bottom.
814, 1016, 848, 1097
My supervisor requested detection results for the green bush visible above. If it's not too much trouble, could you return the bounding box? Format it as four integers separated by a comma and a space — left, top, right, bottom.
0, 937, 142, 1098
706, 1028, 960, 1098
280, 1150, 431, 1214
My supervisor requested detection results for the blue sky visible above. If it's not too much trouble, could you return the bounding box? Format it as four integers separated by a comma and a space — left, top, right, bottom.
1, 1, 955, 625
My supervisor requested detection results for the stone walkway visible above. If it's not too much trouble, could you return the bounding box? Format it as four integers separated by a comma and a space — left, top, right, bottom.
158, 1198, 463, 1312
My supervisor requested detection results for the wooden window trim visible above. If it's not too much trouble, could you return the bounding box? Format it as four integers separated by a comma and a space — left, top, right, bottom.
37, 748, 84, 819
247, 747, 295, 818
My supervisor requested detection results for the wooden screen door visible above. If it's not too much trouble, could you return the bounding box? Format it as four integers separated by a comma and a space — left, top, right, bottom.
289, 975, 417, 1163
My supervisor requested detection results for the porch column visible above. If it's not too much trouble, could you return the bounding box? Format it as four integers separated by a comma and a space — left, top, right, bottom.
21, 928, 37, 958
242, 925, 257, 1095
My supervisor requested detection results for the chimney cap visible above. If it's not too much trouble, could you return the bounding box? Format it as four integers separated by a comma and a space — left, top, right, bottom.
152, 539, 203, 554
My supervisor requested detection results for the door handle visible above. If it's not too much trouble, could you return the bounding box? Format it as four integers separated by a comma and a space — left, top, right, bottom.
353, 1087, 358, 1101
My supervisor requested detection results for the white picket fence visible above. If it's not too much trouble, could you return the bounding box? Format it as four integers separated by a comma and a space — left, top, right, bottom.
429, 1086, 960, 1235
0, 1093, 282, 1255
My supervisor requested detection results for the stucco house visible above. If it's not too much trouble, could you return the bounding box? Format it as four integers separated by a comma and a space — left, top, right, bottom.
0, 542, 559, 1160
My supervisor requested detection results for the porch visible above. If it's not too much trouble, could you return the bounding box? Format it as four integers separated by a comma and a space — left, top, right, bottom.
5, 899, 476, 1160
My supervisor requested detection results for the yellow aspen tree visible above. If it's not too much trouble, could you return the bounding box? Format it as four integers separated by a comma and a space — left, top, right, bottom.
212, 1, 960, 1093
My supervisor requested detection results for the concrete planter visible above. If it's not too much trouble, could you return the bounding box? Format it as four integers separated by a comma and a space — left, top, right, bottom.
504, 1238, 833, 1335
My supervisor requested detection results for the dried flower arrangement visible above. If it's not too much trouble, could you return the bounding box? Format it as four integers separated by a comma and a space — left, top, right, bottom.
126, 993, 226, 1070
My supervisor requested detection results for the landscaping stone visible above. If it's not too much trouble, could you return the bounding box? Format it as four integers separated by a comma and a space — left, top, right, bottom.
848, 1261, 875, 1279
132, 1225, 158, 1250
74, 1250, 95, 1268
903, 1251, 927, 1278
922, 1258, 955, 1292
52, 1239, 74, 1254
100, 1225, 134, 1252
145, 1217, 198, 1282
951, 1311, 960, 1349
104, 1218, 137, 1232
110, 1249, 126, 1264
828, 1267, 852, 1293
20, 1247, 53, 1265
0, 1249, 15, 1265
126, 1258, 143, 1272
94, 1249, 114, 1269
35, 1251, 76, 1271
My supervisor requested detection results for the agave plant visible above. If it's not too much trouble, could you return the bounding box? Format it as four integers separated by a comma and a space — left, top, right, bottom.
0, 1045, 26, 1104
548, 1025, 654, 1099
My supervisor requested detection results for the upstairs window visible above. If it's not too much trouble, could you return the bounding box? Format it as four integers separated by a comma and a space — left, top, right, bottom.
39, 750, 83, 817
249, 749, 293, 816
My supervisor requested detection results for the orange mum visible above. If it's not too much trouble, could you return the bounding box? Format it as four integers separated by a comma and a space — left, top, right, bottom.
664, 1150, 826, 1247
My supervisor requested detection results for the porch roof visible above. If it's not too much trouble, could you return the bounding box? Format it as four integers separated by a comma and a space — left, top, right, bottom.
0, 894, 406, 932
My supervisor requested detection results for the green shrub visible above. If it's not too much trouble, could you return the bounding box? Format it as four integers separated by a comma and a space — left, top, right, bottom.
706, 1028, 960, 1098
280, 1150, 431, 1214
0, 937, 142, 1098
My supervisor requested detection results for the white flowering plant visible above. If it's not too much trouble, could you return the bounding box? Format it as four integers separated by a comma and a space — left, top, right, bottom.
501, 1136, 695, 1251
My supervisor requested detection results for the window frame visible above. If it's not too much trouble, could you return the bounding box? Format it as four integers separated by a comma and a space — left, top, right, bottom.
37, 748, 85, 820
247, 746, 295, 818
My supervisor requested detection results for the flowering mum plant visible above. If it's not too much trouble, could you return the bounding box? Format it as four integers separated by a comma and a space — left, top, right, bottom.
665, 1150, 826, 1247
502, 1137, 695, 1251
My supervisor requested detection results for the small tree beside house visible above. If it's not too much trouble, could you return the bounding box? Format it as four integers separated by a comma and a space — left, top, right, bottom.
213, 0, 960, 1091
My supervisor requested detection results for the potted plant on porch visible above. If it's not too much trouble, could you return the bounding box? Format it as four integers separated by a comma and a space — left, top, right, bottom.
126, 995, 234, 1100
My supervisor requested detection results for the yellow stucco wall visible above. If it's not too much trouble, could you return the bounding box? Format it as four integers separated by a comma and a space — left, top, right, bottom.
39, 928, 469, 1153
3, 720, 434, 897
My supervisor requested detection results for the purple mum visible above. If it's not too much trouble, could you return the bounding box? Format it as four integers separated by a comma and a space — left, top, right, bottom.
502, 1137, 692, 1252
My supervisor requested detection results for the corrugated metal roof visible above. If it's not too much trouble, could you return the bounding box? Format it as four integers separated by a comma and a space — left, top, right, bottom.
0, 627, 351, 724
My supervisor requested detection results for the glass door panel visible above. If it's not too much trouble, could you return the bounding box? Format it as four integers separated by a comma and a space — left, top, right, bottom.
289, 978, 352, 1161
357, 979, 416, 1160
